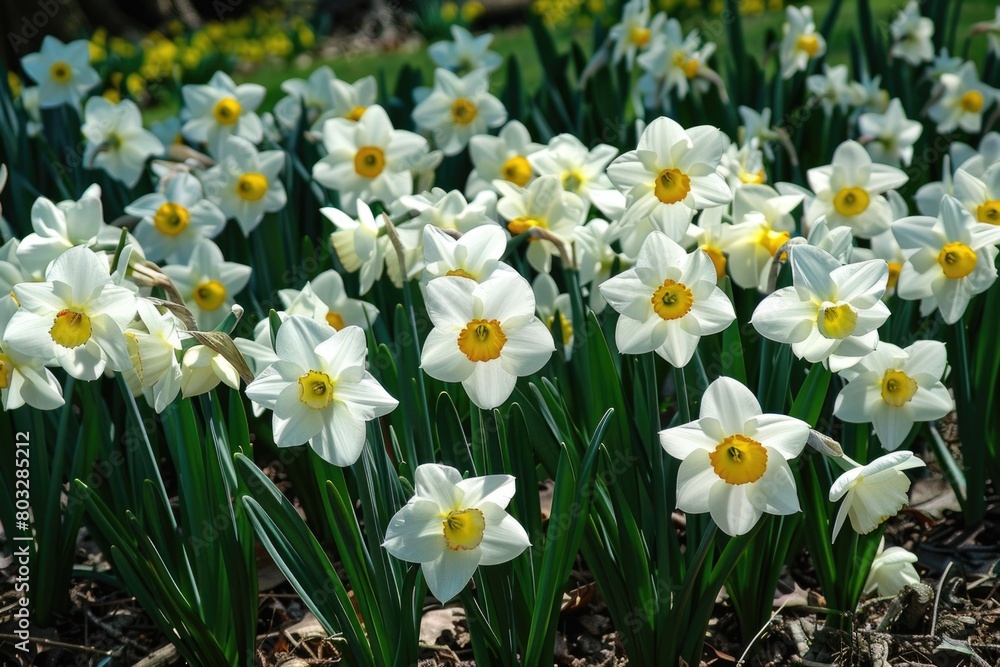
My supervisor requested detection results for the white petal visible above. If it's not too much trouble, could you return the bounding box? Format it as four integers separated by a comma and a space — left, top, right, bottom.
700, 376, 762, 436
708, 483, 762, 536
382, 499, 447, 563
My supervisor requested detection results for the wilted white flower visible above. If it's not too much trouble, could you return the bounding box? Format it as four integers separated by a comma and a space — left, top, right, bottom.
864, 542, 920, 596
20, 36, 100, 110
325, 200, 413, 295
412, 68, 507, 156
180, 344, 241, 398
829, 452, 926, 542
123, 300, 183, 413
181, 71, 264, 156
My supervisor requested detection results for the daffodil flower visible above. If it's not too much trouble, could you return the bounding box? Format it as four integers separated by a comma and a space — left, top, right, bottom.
779, 5, 826, 79
928, 61, 998, 135
608, 0, 664, 69
199, 135, 287, 235
888, 1, 935, 65
420, 272, 554, 410
834, 341, 953, 451
829, 451, 926, 542
858, 98, 923, 168
412, 68, 508, 156
162, 240, 251, 330
20, 36, 100, 110
123, 300, 183, 413
421, 225, 516, 283
82, 97, 164, 188
599, 231, 735, 367
16, 186, 115, 277
495, 175, 586, 274
891, 194, 1000, 324
466, 120, 542, 197
428, 25, 503, 74
528, 134, 618, 208
278, 269, 379, 331
181, 71, 265, 157
180, 345, 241, 399
245, 316, 398, 466
532, 273, 574, 358
6, 246, 137, 381
0, 296, 64, 411
382, 463, 530, 602
660, 376, 810, 536
751, 245, 890, 370
953, 163, 1000, 227
863, 541, 921, 597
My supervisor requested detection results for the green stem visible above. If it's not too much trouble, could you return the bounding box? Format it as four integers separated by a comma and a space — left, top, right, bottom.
953, 319, 983, 524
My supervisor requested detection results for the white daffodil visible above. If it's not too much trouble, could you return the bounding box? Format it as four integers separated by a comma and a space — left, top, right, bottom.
738, 107, 779, 160
864, 542, 921, 596
834, 341, 953, 451
15, 186, 118, 277
858, 98, 922, 168
126, 171, 227, 263
719, 141, 768, 191
181, 71, 264, 156
245, 316, 398, 466
855, 70, 891, 114
807, 64, 864, 115
278, 269, 379, 331
162, 240, 251, 330
751, 245, 890, 369
805, 140, 908, 238
6, 246, 137, 381
720, 185, 802, 291
830, 452, 926, 542
689, 206, 728, 282
421, 225, 515, 283
123, 300, 183, 413
412, 68, 507, 156
532, 273, 574, 357
0, 240, 30, 296
862, 229, 906, 297
915, 156, 957, 218
429, 25, 503, 74
234, 319, 280, 417
327, 76, 379, 123
928, 61, 998, 134
600, 232, 735, 366
608, 117, 731, 241
273, 65, 338, 130
779, 4, 826, 79
608, 0, 662, 68
660, 376, 809, 536
495, 175, 585, 273
313, 105, 428, 215
892, 195, 1000, 324
20, 36, 100, 110
199, 135, 287, 235
528, 134, 618, 208
953, 164, 1000, 227
889, 1, 935, 65
953, 131, 1000, 178
574, 218, 628, 313
324, 200, 401, 295
466, 120, 543, 196
382, 463, 530, 602
420, 272, 554, 410
179, 344, 241, 398
806, 217, 855, 264
397, 188, 495, 235
636, 19, 716, 106
82, 97, 164, 188
0, 296, 64, 411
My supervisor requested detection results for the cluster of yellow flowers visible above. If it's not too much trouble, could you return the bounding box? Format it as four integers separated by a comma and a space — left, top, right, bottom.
531, 0, 607, 28
658, 0, 783, 15
439, 0, 487, 24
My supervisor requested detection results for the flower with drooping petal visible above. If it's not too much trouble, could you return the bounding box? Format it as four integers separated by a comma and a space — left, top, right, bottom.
412, 68, 507, 156
928, 61, 998, 135
751, 245, 890, 370
324, 199, 406, 295
245, 316, 398, 466
421, 225, 516, 283
829, 451, 926, 542
600, 231, 735, 366
806, 217, 855, 264
397, 188, 496, 241
312, 105, 429, 215
720, 141, 768, 191
891, 195, 1000, 324
162, 240, 251, 330
607, 117, 731, 242
6, 246, 137, 381
82, 97, 164, 188
0, 295, 64, 411
466, 120, 543, 197
272, 65, 338, 131
123, 299, 183, 413
382, 463, 530, 602
181, 71, 264, 156
199, 135, 287, 235
180, 344, 241, 398
420, 272, 554, 410
858, 98, 922, 168
126, 171, 227, 263
428, 25, 503, 74
528, 134, 618, 209
278, 269, 379, 331
779, 5, 826, 79
21, 36, 100, 110
495, 175, 586, 274
864, 542, 920, 596
805, 140, 908, 238
889, 1, 935, 65
659, 376, 809, 536
738, 107, 779, 160
834, 341, 953, 451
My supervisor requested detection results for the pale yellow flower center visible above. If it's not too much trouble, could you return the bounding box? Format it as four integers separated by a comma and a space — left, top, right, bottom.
758, 229, 791, 258
562, 170, 585, 193
0, 353, 13, 389
833, 187, 870, 216
887, 261, 902, 289
960, 91, 984, 114
501, 156, 532, 186
325, 310, 346, 330
937, 241, 977, 279
976, 200, 1000, 225
629, 26, 651, 47
818, 303, 858, 339
710, 434, 768, 485
298, 370, 336, 410
354, 146, 385, 179
50, 309, 92, 348
450, 98, 478, 126
236, 173, 268, 201
880, 369, 918, 407
49, 61, 72, 83
347, 105, 367, 121
457, 318, 507, 362
213, 97, 243, 125
446, 268, 476, 280
193, 280, 227, 311
651, 279, 694, 321
739, 168, 767, 185
796, 34, 820, 57
153, 202, 191, 236
702, 245, 727, 281
654, 168, 691, 205
507, 216, 547, 236
442, 508, 485, 550
546, 312, 573, 343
